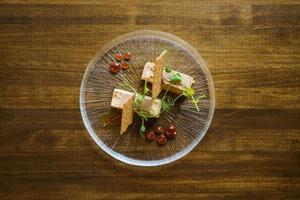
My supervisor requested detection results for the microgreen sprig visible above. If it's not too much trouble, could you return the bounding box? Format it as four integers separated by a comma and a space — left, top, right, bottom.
118, 81, 138, 94
171, 73, 182, 84
164, 66, 172, 73
138, 110, 148, 137
143, 80, 150, 95
183, 87, 206, 111
161, 96, 173, 113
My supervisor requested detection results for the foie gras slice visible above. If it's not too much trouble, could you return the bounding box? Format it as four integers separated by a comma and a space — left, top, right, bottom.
111, 89, 134, 109
110, 89, 161, 117
137, 96, 161, 118
141, 62, 194, 94
120, 95, 134, 135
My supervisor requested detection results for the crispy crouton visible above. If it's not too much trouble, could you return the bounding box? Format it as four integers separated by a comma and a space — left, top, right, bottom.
120, 95, 134, 135
152, 50, 167, 99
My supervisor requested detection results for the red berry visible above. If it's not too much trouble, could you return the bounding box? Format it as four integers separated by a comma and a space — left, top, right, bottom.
165, 124, 176, 139
167, 124, 176, 132
110, 62, 121, 73
165, 130, 176, 139
155, 126, 165, 135
157, 134, 167, 145
145, 131, 155, 142
121, 62, 129, 70
124, 51, 131, 60
115, 53, 123, 62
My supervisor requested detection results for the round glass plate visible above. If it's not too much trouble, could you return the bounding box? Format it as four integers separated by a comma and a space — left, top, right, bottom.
80, 30, 215, 167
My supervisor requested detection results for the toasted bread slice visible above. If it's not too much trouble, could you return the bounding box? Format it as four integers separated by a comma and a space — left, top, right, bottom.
120, 95, 134, 135
152, 50, 167, 99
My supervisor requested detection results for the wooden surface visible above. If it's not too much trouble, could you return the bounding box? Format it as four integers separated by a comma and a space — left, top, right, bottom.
0, 0, 299, 199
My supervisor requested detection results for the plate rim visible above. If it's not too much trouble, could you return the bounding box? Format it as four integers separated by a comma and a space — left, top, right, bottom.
80, 30, 215, 167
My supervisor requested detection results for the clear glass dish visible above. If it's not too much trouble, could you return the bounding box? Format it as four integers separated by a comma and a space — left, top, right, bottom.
80, 30, 215, 167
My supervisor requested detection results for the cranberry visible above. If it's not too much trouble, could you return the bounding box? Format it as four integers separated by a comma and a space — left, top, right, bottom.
115, 53, 123, 62
165, 130, 176, 139
157, 134, 167, 145
110, 62, 121, 73
155, 126, 165, 135
167, 124, 176, 132
124, 51, 131, 60
165, 124, 176, 139
121, 62, 129, 70
145, 131, 155, 142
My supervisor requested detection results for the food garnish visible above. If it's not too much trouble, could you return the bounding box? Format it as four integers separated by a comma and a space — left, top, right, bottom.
157, 134, 167, 145
151, 50, 166, 99
110, 62, 121, 73
170, 73, 182, 84
115, 53, 123, 62
165, 124, 176, 139
155, 126, 165, 135
164, 66, 172, 73
121, 62, 129, 70
110, 51, 131, 73
120, 95, 134, 135
124, 51, 132, 60
145, 131, 155, 141
183, 87, 201, 111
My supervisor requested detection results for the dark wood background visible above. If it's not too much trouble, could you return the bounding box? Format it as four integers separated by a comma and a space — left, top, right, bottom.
0, 1, 299, 199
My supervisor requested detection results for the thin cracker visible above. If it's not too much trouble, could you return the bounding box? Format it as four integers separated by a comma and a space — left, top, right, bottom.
120, 95, 134, 135
152, 50, 166, 99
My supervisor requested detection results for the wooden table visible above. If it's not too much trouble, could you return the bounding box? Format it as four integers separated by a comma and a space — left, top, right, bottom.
1, 1, 299, 199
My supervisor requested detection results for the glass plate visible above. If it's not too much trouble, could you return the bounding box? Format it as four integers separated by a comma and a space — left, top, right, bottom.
80, 30, 215, 167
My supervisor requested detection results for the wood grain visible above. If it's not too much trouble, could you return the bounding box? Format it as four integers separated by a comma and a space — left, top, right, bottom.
0, 0, 299, 199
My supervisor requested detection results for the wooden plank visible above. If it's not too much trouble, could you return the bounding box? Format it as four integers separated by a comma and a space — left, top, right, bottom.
0, 151, 299, 199
0, 3, 129, 25
0, 109, 299, 154
0, 173, 298, 200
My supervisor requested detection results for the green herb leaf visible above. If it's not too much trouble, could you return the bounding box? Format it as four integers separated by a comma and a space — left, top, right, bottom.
144, 87, 150, 95
190, 94, 206, 104
183, 87, 195, 97
171, 73, 182, 84
139, 118, 146, 138
191, 95, 200, 111
135, 94, 145, 104
139, 111, 147, 119
143, 81, 150, 95
161, 96, 174, 112
140, 124, 146, 133
164, 66, 172, 73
